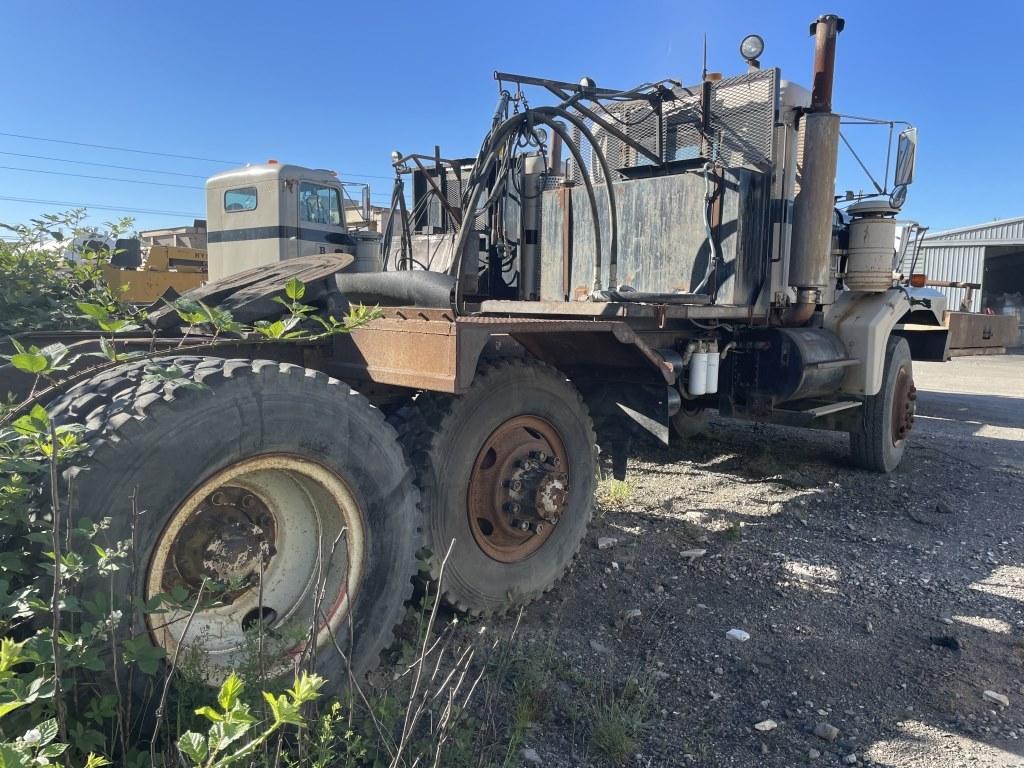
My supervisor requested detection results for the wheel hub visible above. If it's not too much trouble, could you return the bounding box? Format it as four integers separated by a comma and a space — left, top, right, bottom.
164, 486, 276, 603
891, 367, 918, 445
145, 455, 364, 683
467, 416, 569, 563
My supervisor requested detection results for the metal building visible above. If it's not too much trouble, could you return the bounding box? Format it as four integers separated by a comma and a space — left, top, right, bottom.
912, 216, 1024, 330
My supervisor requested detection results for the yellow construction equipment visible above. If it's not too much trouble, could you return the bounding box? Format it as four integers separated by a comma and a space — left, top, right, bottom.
101, 245, 207, 303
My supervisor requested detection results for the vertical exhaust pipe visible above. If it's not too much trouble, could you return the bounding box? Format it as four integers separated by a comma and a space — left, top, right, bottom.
785, 14, 844, 325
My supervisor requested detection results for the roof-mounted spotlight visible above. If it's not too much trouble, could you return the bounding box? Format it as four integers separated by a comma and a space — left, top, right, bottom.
740, 34, 765, 69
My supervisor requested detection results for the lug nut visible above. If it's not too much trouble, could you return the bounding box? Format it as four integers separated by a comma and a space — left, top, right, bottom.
504, 502, 521, 515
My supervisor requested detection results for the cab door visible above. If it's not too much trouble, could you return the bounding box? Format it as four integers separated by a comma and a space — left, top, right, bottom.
296, 181, 352, 257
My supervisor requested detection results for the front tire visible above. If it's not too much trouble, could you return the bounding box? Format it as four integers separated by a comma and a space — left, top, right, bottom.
849, 337, 916, 472
397, 359, 596, 615
49, 356, 419, 695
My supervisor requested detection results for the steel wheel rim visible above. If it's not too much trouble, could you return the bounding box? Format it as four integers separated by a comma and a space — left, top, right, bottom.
890, 366, 917, 447
467, 415, 570, 563
145, 454, 364, 682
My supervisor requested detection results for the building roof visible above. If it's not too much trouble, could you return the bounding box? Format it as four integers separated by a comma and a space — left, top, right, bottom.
921, 215, 1024, 246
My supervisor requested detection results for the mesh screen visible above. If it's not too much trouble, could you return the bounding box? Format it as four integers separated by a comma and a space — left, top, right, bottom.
566, 68, 777, 185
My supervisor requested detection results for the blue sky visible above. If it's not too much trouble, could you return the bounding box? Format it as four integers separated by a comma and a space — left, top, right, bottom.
1, 0, 1020, 235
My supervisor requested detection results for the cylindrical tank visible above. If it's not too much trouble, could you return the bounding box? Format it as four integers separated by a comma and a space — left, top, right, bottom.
351, 231, 383, 272
739, 328, 848, 402
705, 341, 720, 394
789, 112, 841, 294
846, 212, 897, 292
688, 344, 708, 396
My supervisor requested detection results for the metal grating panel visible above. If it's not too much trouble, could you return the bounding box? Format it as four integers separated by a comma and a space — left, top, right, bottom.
566, 69, 777, 185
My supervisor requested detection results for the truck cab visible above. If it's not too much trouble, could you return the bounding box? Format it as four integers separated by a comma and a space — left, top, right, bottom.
206, 162, 374, 281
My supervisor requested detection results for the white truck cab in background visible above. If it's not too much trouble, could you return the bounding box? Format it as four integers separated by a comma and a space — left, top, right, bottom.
205, 162, 380, 281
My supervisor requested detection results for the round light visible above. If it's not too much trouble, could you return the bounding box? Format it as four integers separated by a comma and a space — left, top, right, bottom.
532, 127, 548, 146
390, 150, 402, 164
740, 34, 764, 61
579, 76, 597, 90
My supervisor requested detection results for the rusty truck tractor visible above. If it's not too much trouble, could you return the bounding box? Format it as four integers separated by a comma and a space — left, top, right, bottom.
1, 15, 950, 692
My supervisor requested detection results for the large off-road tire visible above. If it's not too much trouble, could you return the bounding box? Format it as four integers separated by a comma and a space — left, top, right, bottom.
849, 336, 916, 473
48, 356, 419, 696
395, 359, 596, 615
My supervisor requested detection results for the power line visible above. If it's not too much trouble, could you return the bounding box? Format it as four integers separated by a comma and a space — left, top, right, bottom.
0, 131, 241, 164
0, 130, 396, 180
0, 195, 202, 219
0, 150, 208, 178
0, 163, 393, 199
0, 165, 203, 189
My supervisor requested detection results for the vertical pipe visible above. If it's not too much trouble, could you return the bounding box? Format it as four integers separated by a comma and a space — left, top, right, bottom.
809, 14, 845, 113
786, 14, 844, 320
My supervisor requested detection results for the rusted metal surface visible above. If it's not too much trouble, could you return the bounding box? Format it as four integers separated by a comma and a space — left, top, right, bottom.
944, 311, 1019, 350
329, 312, 678, 393
332, 317, 460, 392
467, 415, 568, 563
164, 485, 275, 602
478, 299, 757, 321
146, 454, 364, 682
809, 14, 844, 113
891, 367, 917, 446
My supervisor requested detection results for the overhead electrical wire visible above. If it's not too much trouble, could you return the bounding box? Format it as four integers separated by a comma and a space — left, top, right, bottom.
0, 195, 202, 218
0, 131, 241, 164
0, 130, 396, 181
0, 165, 204, 189
0, 150, 208, 178
0, 163, 391, 199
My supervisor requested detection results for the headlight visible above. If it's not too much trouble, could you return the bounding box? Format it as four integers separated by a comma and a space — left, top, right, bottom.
740, 34, 765, 62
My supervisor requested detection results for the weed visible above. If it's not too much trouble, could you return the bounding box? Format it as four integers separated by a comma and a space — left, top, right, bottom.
598, 478, 631, 508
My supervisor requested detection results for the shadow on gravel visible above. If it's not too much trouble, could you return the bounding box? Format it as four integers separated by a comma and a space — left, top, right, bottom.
527, 412, 1024, 766
917, 390, 1024, 430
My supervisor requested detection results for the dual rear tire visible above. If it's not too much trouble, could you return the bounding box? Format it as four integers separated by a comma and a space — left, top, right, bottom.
396, 359, 596, 615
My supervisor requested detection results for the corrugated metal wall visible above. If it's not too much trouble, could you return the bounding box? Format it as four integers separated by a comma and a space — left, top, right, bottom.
916, 216, 1024, 313
918, 244, 986, 311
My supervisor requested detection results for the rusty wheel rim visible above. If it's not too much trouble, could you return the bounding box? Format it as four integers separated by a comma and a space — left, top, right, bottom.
467, 415, 570, 564
145, 455, 364, 683
891, 366, 918, 447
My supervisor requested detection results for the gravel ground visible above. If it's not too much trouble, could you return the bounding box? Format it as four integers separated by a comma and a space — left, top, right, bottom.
483, 351, 1024, 767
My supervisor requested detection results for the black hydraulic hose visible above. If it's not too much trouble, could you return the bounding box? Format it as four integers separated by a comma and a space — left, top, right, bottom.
450, 112, 606, 314
448, 117, 524, 308
533, 105, 619, 291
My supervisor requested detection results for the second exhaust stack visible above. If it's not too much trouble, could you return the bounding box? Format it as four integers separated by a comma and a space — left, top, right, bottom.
789, 14, 844, 304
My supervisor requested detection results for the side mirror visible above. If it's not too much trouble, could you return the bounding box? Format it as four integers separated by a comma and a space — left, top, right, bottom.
895, 127, 917, 187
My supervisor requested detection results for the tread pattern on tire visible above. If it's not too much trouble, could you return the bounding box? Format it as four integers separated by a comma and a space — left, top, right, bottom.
850, 337, 911, 473
47, 355, 420, 678
392, 358, 596, 616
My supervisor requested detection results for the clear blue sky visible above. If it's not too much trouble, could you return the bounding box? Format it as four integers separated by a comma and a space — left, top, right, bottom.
1, 0, 1020, 235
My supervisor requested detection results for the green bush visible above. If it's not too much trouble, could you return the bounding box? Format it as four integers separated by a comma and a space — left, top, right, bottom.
0, 211, 522, 767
